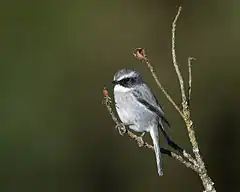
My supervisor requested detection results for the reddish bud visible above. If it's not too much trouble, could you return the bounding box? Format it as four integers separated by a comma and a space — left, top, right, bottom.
103, 88, 109, 97
133, 48, 146, 60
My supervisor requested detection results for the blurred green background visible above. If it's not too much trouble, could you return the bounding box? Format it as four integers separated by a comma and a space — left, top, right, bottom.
1, 0, 240, 191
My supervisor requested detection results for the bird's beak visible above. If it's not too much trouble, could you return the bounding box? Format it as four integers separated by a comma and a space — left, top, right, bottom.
112, 80, 117, 85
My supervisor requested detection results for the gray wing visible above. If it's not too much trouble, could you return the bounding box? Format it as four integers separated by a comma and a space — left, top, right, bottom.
133, 83, 170, 127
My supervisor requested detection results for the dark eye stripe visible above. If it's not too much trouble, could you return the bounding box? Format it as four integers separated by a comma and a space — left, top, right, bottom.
118, 77, 137, 87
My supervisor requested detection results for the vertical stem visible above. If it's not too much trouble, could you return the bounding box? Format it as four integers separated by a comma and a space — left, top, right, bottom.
172, 6, 187, 106
171, 6, 216, 192
187, 57, 195, 105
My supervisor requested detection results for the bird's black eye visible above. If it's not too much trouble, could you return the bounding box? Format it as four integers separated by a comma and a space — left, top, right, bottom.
129, 77, 136, 84
122, 78, 131, 84
118, 77, 137, 87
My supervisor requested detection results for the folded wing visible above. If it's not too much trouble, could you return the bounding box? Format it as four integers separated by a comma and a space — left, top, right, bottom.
132, 83, 170, 127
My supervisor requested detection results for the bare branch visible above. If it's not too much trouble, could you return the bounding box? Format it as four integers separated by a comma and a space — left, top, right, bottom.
170, 7, 216, 192
171, 6, 187, 106
170, 7, 201, 164
183, 150, 199, 168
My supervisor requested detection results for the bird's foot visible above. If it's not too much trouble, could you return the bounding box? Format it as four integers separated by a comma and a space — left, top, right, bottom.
137, 132, 146, 147
140, 132, 145, 138
115, 123, 127, 136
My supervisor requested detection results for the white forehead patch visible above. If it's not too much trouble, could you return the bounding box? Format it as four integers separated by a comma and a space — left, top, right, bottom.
117, 71, 136, 81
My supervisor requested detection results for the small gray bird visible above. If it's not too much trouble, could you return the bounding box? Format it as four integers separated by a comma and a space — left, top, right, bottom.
113, 68, 183, 176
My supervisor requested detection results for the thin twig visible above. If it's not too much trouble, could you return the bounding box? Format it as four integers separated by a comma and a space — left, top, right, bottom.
171, 6, 187, 107
187, 57, 195, 105
143, 58, 185, 120
171, 152, 199, 172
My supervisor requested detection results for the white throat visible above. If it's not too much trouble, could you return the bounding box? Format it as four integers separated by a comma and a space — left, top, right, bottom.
114, 84, 132, 93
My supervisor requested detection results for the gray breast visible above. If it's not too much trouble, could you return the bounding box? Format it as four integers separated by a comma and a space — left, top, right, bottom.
114, 90, 157, 132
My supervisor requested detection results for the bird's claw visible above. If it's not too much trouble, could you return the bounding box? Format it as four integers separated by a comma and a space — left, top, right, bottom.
137, 137, 144, 147
115, 123, 127, 136
138, 132, 146, 147
140, 132, 145, 138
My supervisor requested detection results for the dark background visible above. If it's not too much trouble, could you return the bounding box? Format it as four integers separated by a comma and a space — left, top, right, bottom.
1, 0, 240, 191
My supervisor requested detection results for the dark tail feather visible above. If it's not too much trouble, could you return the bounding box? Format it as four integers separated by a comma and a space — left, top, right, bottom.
159, 121, 183, 153
161, 116, 170, 128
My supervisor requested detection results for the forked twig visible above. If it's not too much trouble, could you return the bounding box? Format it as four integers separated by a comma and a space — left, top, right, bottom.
171, 7, 207, 178
171, 6, 215, 192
